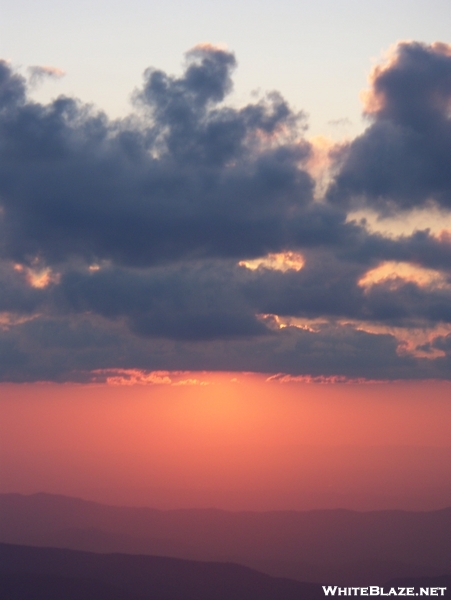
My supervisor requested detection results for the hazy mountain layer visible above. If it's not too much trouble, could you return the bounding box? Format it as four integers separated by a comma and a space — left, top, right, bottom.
1, 493, 451, 585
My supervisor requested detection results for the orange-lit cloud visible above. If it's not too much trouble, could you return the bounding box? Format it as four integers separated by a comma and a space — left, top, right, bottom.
266, 373, 382, 384
27, 65, 65, 89
305, 135, 340, 198
260, 312, 451, 359
191, 42, 229, 52
361, 41, 451, 115
13, 263, 60, 288
0, 311, 39, 329
346, 207, 451, 238
358, 261, 449, 291
259, 314, 324, 331
239, 251, 304, 272
90, 369, 212, 386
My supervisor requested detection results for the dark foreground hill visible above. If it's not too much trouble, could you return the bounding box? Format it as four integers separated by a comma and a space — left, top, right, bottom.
1, 544, 450, 600
1, 494, 451, 584
0, 543, 323, 600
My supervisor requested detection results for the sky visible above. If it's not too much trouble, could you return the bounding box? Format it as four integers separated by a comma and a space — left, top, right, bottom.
1, 378, 451, 510
2, 0, 451, 140
1, 0, 451, 510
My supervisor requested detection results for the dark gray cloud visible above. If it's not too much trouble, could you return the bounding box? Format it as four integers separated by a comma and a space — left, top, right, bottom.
57, 263, 268, 341
33, 254, 451, 341
0, 315, 446, 382
1, 44, 451, 381
0, 49, 323, 268
29, 316, 451, 381
328, 42, 451, 213
0, 60, 25, 108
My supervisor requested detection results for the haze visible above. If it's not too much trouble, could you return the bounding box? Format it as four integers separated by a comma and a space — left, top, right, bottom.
1, 376, 450, 511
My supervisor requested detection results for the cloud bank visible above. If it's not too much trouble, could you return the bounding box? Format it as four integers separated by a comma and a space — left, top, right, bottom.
1, 42, 451, 381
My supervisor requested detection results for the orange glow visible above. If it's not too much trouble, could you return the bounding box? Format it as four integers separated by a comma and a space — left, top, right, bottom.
346, 207, 451, 238
0, 311, 38, 329
360, 42, 402, 115
361, 41, 451, 115
1, 376, 450, 511
30, 65, 65, 78
267, 314, 451, 358
341, 320, 451, 358
358, 261, 448, 290
305, 135, 339, 198
13, 262, 59, 288
90, 369, 213, 386
239, 251, 304, 272
191, 42, 229, 52
261, 315, 324, 331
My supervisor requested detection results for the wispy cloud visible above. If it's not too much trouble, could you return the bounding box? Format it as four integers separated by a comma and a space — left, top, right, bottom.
27, 65, 65, 87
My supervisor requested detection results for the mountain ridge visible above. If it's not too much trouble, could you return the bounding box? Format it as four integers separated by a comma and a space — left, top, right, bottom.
1, 493, 450, 585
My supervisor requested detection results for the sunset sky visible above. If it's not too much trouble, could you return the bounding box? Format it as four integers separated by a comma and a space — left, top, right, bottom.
0, 0, 451, 511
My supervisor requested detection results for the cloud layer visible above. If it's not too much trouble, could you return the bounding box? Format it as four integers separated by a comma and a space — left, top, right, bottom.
1, 42, 451, 381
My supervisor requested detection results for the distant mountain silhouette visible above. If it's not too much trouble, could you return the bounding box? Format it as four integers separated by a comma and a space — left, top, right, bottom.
1, 493, 451, 585
0, 543, 324, 600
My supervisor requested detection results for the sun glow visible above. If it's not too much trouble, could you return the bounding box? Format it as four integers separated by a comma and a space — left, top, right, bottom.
1, 378, 451, 510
